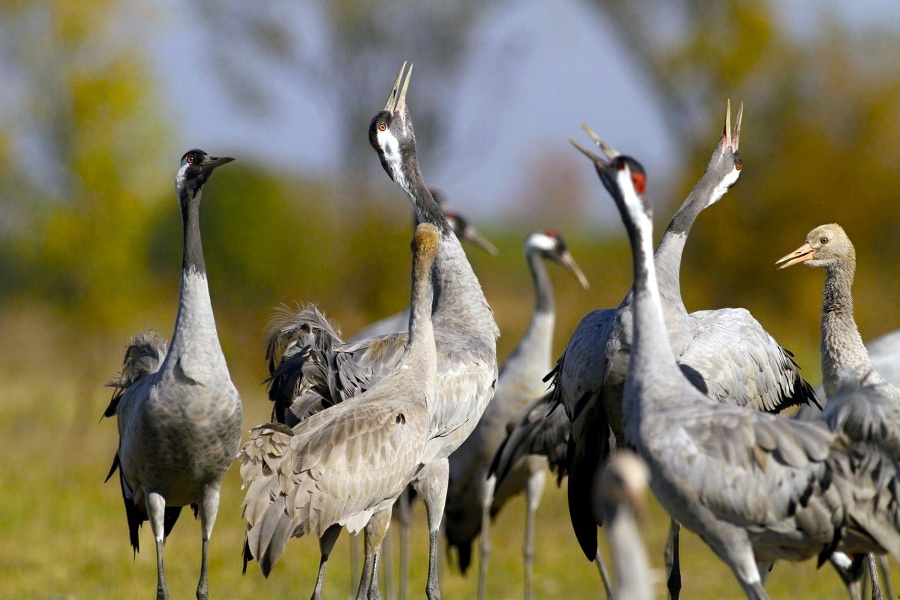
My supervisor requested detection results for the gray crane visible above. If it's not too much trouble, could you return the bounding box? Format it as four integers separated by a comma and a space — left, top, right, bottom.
347, 206, 496, 600
559, 104, 819, 598
348, 206, 497, 344
239, 223, 441, 600
262, 63, 499, 599
444, 230, 589, 600
778, 223, 900, 599
577, 141, 900, 600
102, 150, 243, 600
593, 451, 655, 600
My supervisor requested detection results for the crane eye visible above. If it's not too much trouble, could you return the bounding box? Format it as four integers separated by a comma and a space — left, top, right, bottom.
734, 163, 742, 171
378, 122, 387, 132
186, 155, 195, 164
820, 237, 828, 244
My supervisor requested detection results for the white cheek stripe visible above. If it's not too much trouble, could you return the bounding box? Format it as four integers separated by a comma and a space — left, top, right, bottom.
709, 167, 740, 207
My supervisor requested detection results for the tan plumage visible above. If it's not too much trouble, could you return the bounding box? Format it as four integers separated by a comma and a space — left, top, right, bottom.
239, 223, 441, 598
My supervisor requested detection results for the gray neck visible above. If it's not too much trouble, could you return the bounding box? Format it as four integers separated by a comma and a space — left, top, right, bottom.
397, 162, 499, 346
820, 258, 874, 397
528, 250, 555, 315
504, 251, 556, 373
627, 212, 685, 416
404, 249, 437, 406
165, 189, 226, 374
606, 510, 654, 600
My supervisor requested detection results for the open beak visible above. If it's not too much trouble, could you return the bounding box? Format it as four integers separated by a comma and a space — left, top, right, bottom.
559, 251, 590, 289
570, 123, 619, 169
776, 242, 815, 269
722, 99, 744, 153
383, 62, 413, 115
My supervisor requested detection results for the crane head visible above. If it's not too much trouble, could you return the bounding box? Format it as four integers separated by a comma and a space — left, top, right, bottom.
369, 62, 416, 185
526, 231, 590, 289
176, 149, 234, 200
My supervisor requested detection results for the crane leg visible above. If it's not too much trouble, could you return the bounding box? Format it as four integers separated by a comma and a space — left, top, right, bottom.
477, 475, 495, 600
523, 468, 546, 600
358, 509, 391, 600
196, 485, 221, 600
866, 553, 884, 600
664, 519, 682, 600
414, 459, 448, 600
382, 518, 394, 600
594, 548, 614, 600
146, 492, 170, 600
312, 525, 342, 600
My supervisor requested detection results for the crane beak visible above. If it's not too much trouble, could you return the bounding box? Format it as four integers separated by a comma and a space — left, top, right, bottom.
776, 242, 814, 269
201, 155, 235, 173
461, 224, 499, 256
570, 124, 619, 170
722, 99, 744, 153
383, 62, 413, 115
559, 251, 590, 289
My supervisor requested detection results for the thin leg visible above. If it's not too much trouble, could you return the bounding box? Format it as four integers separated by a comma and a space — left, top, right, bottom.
665, 519, 681, 600
867, 553, 884, 600
877, 555, 893, 599
146, 492, 169, 600
594, 548, 614, 600
477, 475, 496, 600
312, 525, 342, 600
414, 459, 448, 600
523, 468, 545, 600
196, 486, 220, 600
359, 510, 391, 600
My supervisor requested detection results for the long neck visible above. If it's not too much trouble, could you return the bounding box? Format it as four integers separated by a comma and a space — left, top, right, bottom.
652, 162, 725, 309
166, 189, 225, 369
399, 161, 499, 345
510, 251, 556, 369
405, 244, 438, 406
629, 216, 681, 382
607, 509, 654, 600
820, 257, 873, 397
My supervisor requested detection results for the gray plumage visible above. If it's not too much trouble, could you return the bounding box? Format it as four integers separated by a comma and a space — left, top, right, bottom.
560, 104, 818, 570
239, 223, 441, 600
778, 224, 900, 599
866, 329, 900, 388
260, 63, 499, 599
443, 230, 588, 599
103, 150, 243, 600
777, 223, 900, 404
582, 144, 900, 600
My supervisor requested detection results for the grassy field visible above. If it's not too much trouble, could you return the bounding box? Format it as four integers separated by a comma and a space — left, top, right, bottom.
0, 305, 891, 600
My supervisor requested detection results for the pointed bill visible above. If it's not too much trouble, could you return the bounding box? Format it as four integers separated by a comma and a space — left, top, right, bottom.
775, 242, 814, 269
580, 123, 620, 159
397, 63, 413, 113
733, 101, 743, 151
383, 61, 408, 113
559, 250, 590, 289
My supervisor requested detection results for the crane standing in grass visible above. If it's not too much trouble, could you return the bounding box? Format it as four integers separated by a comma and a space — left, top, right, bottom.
103, 150, 243, 600
575, 137, 900, 600
261, 62, 499, 599
239, 223, 441, 600
444, 230, 588, 600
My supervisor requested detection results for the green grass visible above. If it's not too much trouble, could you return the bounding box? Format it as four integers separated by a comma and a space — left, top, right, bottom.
0, 306, 892, 599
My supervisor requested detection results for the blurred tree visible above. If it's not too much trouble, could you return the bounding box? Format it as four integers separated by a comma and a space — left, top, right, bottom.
194, 0, 491, 195
0, 0, 169, 329
582, 0, 900, 369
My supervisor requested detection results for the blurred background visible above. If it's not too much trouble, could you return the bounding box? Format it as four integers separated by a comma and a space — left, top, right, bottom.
2, 0, 899, 598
